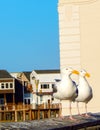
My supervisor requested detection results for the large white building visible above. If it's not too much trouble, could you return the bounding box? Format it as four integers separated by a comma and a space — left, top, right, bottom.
30, 70, 61, 106
58, 0, 100, 114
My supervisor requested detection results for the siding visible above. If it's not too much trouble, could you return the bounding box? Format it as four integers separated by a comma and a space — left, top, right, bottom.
58, 3, 81, 70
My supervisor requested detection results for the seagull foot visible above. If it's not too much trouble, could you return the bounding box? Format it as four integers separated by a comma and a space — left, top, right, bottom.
59, 115, 65, 119
69, 116, 77, 121
79, 113, 91, 118
85, 113, 91, 118
78, 113, 85, 117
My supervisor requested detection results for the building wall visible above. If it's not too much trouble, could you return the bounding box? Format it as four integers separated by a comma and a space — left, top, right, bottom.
30, 71, 61, 106
58, 0, 100, 114
80, 0, 100, 112
38, 73, 61, 83
58, 1, 81, 70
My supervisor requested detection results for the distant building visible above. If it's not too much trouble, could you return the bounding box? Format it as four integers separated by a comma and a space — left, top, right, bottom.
0, 70, 15, 106
10, 69, 61, 108
0, 70, 24, 107
11, 71, 33, 105
30, 70, 61, 106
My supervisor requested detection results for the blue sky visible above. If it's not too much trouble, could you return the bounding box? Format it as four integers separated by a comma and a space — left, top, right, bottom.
0, 0, 60, 72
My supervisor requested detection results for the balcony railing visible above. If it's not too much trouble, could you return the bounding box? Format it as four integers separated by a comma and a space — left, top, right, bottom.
0, 103, 60, 111
0, 104, 31, 111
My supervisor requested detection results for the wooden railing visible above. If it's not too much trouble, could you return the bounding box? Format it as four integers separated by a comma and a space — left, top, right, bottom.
0, 103, 60, 111
37, 103, 60, 109
0, 103, 60, 122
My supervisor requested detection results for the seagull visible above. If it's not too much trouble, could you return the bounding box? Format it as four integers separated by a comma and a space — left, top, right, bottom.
52, 67, 79, 120
75, 69, 93, 117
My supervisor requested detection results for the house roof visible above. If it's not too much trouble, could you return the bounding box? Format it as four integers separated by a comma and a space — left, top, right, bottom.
22, 72, 31, 81
0, 70, 13, 78
35, 69, 60, 74
10, 70, 60, 81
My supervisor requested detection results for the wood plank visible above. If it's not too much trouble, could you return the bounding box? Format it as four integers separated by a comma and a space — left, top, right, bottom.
15, 110, 17, 122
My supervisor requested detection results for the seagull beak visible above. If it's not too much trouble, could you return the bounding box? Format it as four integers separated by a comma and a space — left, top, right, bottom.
85, 73, 90, 78
72, 70, 79, 75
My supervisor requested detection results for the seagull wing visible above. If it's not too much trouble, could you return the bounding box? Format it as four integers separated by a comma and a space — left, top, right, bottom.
72, 81, 78, 101
52, 79, 61, 93
52, 84, 57, 93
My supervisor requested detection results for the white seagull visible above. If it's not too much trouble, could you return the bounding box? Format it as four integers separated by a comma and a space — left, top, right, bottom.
53, 67, 79, 120
75, 69, 93, 117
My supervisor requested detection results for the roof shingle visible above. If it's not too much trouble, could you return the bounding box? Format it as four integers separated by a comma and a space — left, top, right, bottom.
0, 70, 13, 78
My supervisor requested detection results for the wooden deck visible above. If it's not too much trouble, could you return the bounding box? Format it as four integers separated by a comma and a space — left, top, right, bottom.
0, 103, 60, 122
0, 113, 100, 130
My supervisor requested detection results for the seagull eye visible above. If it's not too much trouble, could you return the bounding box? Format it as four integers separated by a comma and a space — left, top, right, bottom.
66, 68, 68, 70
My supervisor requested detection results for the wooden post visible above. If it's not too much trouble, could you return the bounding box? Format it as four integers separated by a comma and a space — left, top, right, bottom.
47, 100, 51, 118
48, 100, 50, 109
29, 110, 32, 120
3, 112, 6, 121
48, 109, 50, 118
15, 110, 17, 122
54, 110, 57, 117
42, 111, 45, 119
4, 94, 7, 110
31, 110, 35, 120
23, 110, 25, 121
38, 109, 40, 120
13, 93, 15, 110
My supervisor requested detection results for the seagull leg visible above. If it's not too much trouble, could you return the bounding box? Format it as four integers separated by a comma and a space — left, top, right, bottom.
77, 102, 88, 117
59, 102, 64, 119
79, 103, 90, 117
76, 102, 81, 115
84, 103, 90, 117
69, 101, 76, 121
76, 102, 84, 117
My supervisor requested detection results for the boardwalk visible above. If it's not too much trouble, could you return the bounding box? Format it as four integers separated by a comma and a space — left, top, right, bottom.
0, 113, 100, 130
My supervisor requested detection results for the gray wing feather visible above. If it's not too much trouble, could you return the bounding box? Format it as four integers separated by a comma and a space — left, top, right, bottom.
52, 84, 57, 93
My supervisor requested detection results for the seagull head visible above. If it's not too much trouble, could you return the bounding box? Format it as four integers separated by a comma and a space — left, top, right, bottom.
80, 69, 90, 78
61, 67, 79, 76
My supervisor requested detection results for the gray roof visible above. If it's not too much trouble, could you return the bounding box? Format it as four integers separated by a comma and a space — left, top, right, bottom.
0, 70, 13, 78
35, 69, 60, 74
22, 72, 31, 81
22, 70, 60, 80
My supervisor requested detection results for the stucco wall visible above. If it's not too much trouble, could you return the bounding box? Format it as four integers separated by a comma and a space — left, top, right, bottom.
80, 0, 100, 112
58, 0, 100, 114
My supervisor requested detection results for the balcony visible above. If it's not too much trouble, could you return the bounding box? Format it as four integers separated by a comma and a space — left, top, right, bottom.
33, 89, 53, 96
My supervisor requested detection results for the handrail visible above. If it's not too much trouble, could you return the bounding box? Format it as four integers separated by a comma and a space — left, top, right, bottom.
0, 103, 60, 111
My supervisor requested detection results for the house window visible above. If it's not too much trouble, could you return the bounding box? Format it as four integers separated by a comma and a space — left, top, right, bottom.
24, 81, 28, 87
1, 83, 4, 89
24, 98, 31, 104
52, 84, 55, 88
0, 98, 4, 104
10, 83, 13, 88
41, 84, 49, 89
0, 82, 13, 89
6, 83, 8, 88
